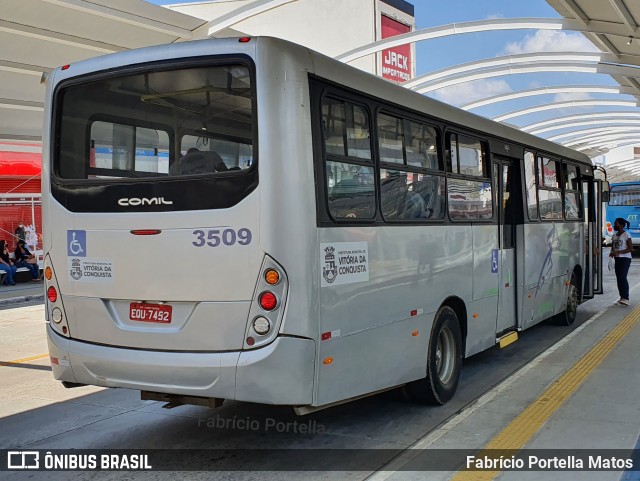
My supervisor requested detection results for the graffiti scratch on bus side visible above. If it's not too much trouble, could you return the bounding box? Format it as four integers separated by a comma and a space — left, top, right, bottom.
534, 225, 557, 297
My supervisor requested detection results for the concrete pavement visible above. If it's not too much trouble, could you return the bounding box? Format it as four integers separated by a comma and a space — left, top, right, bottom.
0, 281, 43, 305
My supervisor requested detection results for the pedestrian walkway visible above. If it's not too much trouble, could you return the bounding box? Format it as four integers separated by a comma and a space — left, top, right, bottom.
376, 250, 640, 481
0, 281, 44, 305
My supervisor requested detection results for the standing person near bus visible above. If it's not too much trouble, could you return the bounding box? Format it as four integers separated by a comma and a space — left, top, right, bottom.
610, 217, 633, 305
0, 240, 17, 286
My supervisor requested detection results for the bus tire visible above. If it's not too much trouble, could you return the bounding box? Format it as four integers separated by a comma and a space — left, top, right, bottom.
555, 273, 578, 326
404, 306, 462, 405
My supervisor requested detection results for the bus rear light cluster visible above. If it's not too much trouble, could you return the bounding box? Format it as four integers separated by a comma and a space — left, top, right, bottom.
244, 257, 288, 349
44, 256, 70, 338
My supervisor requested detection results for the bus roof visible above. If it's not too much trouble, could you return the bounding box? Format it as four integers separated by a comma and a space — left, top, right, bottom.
48, 36, 593, 169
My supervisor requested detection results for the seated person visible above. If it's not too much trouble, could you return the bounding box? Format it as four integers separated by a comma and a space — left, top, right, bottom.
403, 188, 427, 219
14, 239, 40, 281
331, 169, 375, 219
0, 240, 17, 286
170, 148, 228, 175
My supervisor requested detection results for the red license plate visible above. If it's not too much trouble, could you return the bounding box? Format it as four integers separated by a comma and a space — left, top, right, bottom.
129, 303, 172, 323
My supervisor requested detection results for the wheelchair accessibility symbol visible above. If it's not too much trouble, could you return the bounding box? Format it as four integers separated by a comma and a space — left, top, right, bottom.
67, 230, 86, 257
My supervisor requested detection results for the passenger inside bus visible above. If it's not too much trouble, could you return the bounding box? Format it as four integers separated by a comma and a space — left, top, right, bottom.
380, 171, 427, 220
170, 148, 228, 175
329, 166, 375, 219
412, 177, 443, 219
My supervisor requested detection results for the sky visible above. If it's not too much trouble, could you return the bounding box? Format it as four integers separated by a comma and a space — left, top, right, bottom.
144, 0, 629, 147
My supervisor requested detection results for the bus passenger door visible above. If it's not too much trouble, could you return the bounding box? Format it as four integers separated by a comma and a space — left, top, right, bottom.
583, 179, 603, 298
495, 158, 517, 333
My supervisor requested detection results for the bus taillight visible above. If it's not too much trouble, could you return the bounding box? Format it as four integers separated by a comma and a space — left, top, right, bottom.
264, 269, 280, 285
130, 230, 162, 235
47, 286, 58, 303
52, 308, 63, 323
259, 292, 277, 311
45, 267, 52, 280
252, 317, 271, 335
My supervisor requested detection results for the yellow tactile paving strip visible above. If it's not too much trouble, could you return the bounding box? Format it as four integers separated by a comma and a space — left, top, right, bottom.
450, 304, 640, 481
0, 353, 49, 367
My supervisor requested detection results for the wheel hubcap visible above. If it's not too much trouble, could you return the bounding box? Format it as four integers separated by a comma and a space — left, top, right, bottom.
436, 326, 455, 384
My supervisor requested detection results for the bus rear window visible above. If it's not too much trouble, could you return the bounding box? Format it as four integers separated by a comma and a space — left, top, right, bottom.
55, 64, 254, 180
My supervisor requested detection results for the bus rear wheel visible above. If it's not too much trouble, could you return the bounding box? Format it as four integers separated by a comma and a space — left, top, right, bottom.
405, 306, 462, 405
555, 273, 578, 326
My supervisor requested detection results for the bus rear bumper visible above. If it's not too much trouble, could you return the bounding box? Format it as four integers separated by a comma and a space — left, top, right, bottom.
47, 325, 315, 405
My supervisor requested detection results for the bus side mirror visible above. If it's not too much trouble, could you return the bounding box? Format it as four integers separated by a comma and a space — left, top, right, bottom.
602, 181, 610, 203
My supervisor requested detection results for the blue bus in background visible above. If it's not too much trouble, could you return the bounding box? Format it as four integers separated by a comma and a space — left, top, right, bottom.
605, 182, 640, 248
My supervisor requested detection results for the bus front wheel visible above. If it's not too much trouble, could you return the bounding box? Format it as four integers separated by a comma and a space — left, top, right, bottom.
405, 306, 462, 405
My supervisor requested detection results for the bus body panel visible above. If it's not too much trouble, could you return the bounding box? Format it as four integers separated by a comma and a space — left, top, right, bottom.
316, 225, 475, 403
316, 314, 427, 406
465, 296, 503, 356
519, 222, 582, 330
48, 325, 314, 404
236, 337, 315, 405
66, 297, 250, 351
253, 38, 318, 341
49, 190, 262, 302
46, 191, 262, 351
468, 224, 500, 356
471, 224, 499, 301
318, 225, 472, 338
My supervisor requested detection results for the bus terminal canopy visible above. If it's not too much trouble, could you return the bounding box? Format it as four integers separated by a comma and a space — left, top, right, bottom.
0, 0, 206, 143
3, 0, 640, 171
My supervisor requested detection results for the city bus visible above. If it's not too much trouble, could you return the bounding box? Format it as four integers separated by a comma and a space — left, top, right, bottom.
605, 182, 640, 249
43, 37, 603, 413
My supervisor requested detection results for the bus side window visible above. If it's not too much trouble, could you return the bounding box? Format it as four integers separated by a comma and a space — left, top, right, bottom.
327, 163, 375, 219
322, 97, 375, 220
538, 156, 563, 220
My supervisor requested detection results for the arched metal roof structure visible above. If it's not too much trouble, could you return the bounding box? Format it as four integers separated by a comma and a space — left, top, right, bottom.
548, 125, 640, 141
0, 0, 207, 142
4, 0, 640, 178
460, 85, 638, 110
205, 0, 297, 37
336, 17, 640, 64
565, 131, 640, 147
522, 112, 640, 134
335, 0, 640, 177
404, 51, 603, 89
494, 99, 640, 122
403, 52, 640, 94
